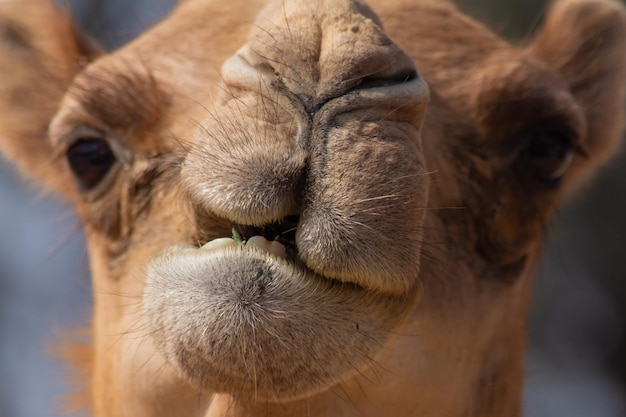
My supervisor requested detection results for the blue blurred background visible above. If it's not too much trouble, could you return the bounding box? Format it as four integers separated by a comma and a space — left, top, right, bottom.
0, 1, 624, 416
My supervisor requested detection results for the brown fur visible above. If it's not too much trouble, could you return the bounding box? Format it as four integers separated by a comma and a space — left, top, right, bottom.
0, 0, 625, 416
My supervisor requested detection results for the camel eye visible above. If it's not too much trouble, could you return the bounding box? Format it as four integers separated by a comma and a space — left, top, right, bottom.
521, 132, 574, 184
66, 138, 117, 190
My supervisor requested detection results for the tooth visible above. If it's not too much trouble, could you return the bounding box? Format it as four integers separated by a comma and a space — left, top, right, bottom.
245, 235, 288, 259
246, 235, 270, 251
200, 237, 237, 251
269, 240, 287, 258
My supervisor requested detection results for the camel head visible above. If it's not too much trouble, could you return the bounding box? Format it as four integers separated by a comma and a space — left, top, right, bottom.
0, 0, 624, 416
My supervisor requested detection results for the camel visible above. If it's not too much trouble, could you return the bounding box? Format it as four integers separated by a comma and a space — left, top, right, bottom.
0, 0, 624, 416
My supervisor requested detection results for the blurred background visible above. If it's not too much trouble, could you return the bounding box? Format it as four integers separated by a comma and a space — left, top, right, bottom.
0, 0, 624, 416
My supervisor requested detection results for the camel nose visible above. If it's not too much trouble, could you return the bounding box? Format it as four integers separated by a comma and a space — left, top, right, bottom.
243, 0, 424, 118
183, 0, 428, 234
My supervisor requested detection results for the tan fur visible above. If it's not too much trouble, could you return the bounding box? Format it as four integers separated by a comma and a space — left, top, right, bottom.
0, 0, 625, 416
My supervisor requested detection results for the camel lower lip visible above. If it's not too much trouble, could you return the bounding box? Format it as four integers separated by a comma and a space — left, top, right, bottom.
142, 243, 417, 401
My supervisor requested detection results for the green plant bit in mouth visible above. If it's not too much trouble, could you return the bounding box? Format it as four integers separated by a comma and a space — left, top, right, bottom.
231, 227, 244, 245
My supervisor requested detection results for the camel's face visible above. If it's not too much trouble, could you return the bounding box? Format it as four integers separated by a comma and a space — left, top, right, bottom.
52, 0, 430, 401
0, 0, 625, 416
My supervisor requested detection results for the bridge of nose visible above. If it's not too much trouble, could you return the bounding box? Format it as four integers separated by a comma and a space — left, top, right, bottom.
239, 0, 418, 110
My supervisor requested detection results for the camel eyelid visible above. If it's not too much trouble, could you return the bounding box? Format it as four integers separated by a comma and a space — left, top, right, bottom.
50, 125, 105, 160
51, 125, 132, 168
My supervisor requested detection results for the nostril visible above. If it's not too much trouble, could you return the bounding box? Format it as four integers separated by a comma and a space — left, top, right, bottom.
300, 69, 420, 118
358, 69, 419, 90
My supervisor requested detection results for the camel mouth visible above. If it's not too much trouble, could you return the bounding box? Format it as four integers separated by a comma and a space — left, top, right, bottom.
142, 219, 417, 401
230, 214, 300, 258
197, 214, 304, 272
